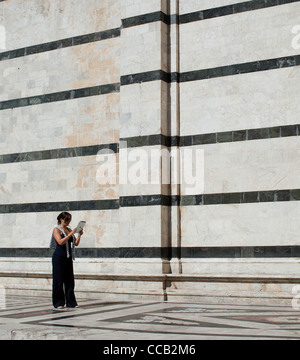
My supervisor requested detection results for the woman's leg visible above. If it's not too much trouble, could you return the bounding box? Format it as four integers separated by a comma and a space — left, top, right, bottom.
64, 258, 77, 308
52, 255, 66, 308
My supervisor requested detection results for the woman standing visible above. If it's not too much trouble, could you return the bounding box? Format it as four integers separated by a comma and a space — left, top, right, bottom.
51, 212, 83, 310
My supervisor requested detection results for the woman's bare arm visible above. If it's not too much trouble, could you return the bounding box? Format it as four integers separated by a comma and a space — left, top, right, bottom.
74, 230, 83, 247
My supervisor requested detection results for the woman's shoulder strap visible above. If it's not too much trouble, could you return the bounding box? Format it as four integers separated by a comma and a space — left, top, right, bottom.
56, 225, 67, 236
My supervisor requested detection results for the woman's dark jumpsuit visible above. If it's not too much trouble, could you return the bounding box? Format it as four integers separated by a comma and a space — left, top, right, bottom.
52, 233, 77, 308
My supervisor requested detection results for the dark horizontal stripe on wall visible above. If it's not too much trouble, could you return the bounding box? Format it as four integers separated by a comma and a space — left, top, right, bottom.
121, 190, 300, 207
1, 189, 300, 215
1, 0, 299, 63
181, 123, 300, 147
0, 199, 119, 214
1, 123, 299, 165
122, 0, 300, 28
122, 11, 170, 28
0, 248, 165, 259
179, 55, 300, 83
121, 70, 171, 86
120, 134, 180, 148
179, 0, 300, 24
178, 246, 300, 259
119, 195, 172, 208
0, 83, 120, 111
0, 28, 120, 62
120, 124, 300, 149
0, 247, 170, 259
0, 143, 118, 164
181, 189, 300, 206
121, 55, 300, 86
0, 54, 297, 111
1, 246, 300, 259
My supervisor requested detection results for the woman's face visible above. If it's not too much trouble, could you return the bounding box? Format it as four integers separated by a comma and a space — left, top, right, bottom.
61, 217, 71, 227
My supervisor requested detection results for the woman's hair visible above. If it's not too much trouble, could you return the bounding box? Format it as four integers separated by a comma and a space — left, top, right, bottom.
57, 212, 72, 224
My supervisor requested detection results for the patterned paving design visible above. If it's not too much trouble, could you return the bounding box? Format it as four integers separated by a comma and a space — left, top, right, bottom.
0, 295, 300, 339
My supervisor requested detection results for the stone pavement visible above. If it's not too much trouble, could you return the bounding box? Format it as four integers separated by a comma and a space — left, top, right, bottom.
1, 294, 300, 340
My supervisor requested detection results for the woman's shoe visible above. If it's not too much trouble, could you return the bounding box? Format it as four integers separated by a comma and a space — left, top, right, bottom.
54, 306, 65, 310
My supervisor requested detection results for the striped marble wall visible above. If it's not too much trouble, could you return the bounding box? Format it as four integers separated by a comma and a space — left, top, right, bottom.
0, 0, 300, 302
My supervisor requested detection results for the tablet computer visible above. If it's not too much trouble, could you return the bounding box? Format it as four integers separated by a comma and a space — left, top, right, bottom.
76, 221, 86, 233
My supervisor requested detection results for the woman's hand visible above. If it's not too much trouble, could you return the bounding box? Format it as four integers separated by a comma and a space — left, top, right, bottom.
75, 230, 83, 247
70, 227, 77, 235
